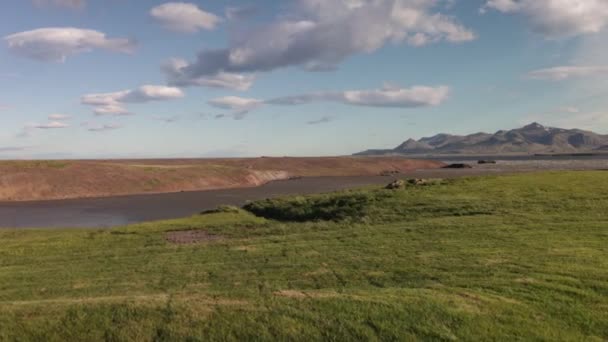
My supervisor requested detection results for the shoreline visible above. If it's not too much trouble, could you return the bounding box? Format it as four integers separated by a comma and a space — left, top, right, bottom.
1, 168, 604, 229
0, 171, 493, 229
0, 167, 532, 206
0, 157, 443, 202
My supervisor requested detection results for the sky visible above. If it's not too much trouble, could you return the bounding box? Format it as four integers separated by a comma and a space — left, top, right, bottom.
1, 0, 607, 159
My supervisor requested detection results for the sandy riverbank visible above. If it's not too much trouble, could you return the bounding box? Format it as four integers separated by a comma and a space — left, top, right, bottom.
0, 157, 443, 202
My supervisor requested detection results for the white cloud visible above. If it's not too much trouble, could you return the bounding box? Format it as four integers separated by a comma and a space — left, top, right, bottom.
48, 113, 71, 120
81, 91, 133, 115
91, 104, 132, 116
35, 121, 70, 129
162, 58, 254, 90
4, 28, 135, 62
482, 0, 608, 38
150, 2, 221, 33
208, 96, 264, 119
171, 0, 475, 81
482, 0, 520, 12
33, 0, 85, 9
81, 85, 184, 115
208, 96, 263, 110
209, 84, 449, 119
120, 85, 184, 102
268, 84, 450, 108
19, 121, 70, 136
527, 65, 608, 81
196, 72, 255, 91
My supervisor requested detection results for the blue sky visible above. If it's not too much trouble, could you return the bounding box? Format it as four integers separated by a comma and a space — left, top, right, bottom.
1, 0, 607, 159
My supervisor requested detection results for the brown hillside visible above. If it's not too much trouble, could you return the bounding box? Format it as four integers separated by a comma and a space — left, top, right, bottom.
0, 157, 443, 201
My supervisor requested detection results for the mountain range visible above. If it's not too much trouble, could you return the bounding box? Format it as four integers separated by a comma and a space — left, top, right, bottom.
355, 123, 608, 156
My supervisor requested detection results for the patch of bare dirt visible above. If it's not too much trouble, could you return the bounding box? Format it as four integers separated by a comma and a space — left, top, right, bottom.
165, 230, 222, 245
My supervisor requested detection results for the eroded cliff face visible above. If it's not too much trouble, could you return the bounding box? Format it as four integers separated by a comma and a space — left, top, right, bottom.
245, 170, 291, 186
0, 157, 444, 201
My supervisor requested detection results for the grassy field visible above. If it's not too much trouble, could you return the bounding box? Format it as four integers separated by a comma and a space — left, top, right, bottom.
0, 172, 607, 341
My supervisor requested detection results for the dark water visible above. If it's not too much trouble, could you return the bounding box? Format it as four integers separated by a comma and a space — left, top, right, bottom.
1, 157, 605, 229
0, 176, 409, 229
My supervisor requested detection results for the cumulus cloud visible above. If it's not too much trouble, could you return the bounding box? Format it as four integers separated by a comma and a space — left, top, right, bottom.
150, 2, 221, 33
33, 0, 85, 9
268, 84, 450, 108
527, 65, 608, 81
81, 85, 184, 115
162, 58, 254, 90
4, 28, 136, 62
48, 113, 71, 120
482, 0, 608, 38
208, 97, 264, 119
209, 84, 449, 119
170, 0, 474, 83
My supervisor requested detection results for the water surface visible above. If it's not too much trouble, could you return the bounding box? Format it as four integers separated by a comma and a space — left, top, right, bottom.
1, 158, 606, 229
0, 176, 402, 229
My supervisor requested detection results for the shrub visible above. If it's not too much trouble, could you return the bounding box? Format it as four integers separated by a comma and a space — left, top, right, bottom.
201, 205, 242, 215
243, 191, 388, 222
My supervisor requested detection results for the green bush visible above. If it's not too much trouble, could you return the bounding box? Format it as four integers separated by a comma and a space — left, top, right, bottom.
201, 205, 242, 215
243, 191, 388, 222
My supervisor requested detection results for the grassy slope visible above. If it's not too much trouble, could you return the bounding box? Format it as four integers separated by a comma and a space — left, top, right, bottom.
0, 172, 607, 341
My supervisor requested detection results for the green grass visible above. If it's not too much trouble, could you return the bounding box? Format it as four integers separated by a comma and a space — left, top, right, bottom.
0, 172, 607, 341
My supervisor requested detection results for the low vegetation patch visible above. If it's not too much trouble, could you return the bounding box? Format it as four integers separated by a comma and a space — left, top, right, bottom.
201, 205, 242, 215
243, 178, 488, 223
0, 172, 607, 340
243, 191, 390, 222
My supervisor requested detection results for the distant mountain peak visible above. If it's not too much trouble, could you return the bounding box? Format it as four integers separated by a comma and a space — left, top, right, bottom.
355, 123, 608, 156
522, 122, 546, 130
395, 138, 432, 152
